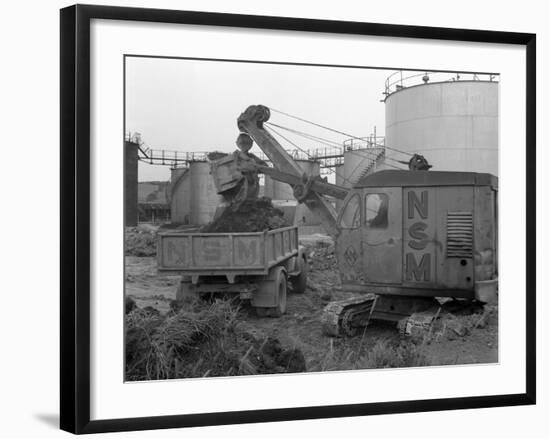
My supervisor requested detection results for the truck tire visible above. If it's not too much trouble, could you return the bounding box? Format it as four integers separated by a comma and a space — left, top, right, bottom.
290, 255, 308, 294
256, 266, 287, 317
176, 281, 196, 303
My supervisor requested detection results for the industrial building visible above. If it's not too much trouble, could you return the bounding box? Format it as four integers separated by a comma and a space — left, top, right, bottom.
137, 181, 170, 224
124, 71, 498, 228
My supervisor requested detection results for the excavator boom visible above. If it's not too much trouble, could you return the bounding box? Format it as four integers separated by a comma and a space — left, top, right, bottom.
236, 105, 347, 237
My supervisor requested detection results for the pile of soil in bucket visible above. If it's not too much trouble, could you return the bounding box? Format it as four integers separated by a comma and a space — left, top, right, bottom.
201, 197, 290, 233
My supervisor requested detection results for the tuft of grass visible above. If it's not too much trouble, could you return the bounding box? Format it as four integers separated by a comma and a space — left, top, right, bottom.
319, 337, 429, 372
361, 340, 429, 368
125, 298, 307, 381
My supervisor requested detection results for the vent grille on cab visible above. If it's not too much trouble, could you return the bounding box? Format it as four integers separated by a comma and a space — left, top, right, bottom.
447, 211, 473, 258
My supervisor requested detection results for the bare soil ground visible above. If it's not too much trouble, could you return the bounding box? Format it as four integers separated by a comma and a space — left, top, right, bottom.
125, 236, 497, 377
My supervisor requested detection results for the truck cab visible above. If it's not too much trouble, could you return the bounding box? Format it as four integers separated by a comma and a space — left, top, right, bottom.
336, 170, 498, 303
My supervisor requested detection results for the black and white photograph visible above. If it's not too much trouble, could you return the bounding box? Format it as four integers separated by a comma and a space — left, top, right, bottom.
0, 0, 541, 436
52, 3, 537, 434
1, 0, 545, 436
124, 57, 500, 381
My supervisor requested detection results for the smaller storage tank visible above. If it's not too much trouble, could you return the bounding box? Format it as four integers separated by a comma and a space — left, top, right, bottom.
189, 161, 223, 225
264, 175, 294, 201
343, 147, 385, 186
334, 163, 345, 211
170, 167, 191, 224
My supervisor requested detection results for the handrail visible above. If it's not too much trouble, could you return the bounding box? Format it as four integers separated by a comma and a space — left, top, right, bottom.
343, 136, 385, 151
125, 132, 385, 171
383, 70, 499, 98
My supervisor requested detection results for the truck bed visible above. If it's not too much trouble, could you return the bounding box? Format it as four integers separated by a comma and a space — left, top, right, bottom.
157, 225, 299, 277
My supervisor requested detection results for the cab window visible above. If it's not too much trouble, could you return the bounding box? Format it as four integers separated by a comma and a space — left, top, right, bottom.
366, 193, 389, 228
339, 194, 361, 229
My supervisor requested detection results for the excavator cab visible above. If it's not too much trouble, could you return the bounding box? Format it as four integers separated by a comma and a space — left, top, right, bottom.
336, 170, 498, 303
337, 186, 402, 286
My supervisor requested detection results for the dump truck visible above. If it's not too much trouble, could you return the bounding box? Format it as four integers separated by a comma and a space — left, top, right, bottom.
157, 225, 308, 316
159, 104, 498, 336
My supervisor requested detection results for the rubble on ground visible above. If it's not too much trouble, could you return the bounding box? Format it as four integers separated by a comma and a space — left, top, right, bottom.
125, 225, 158, 256
398, 303, 497, 343
302, 240, 337, 272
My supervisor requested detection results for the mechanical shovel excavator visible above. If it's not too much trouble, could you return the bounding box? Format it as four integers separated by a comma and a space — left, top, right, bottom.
206, 105, 498, 336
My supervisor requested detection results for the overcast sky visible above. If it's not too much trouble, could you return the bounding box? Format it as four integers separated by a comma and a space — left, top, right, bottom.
125, 56, 395, 182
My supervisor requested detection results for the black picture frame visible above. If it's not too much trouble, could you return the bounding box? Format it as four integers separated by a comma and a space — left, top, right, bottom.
60, 4, 536, 434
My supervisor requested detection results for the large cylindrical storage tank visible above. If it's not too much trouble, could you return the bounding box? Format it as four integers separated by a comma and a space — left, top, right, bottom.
170, 167, 191, 224
189, 161, 222, 225
384, 80, 498, 175
343, 147, 385, 185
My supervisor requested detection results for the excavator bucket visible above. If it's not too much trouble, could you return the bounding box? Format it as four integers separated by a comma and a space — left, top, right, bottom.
209, 151, 260, 210
210, 152, 244, 195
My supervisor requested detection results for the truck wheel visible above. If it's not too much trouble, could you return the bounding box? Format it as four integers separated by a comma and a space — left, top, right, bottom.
290, 255, 308, 294
256, 266, 287, 317
255, 307, 272, 317
176, 281, 196, 303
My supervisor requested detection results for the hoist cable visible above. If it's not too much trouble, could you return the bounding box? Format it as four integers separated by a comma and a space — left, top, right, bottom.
265, 125, 403, 193
266, 122, 343, 148
266, 121, 408, 167
268, 106, 414, 157
266, 123, 403, 172
264, 125, 355, 187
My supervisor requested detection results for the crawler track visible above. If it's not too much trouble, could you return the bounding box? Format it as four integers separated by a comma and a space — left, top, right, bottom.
321, 294, 377, 337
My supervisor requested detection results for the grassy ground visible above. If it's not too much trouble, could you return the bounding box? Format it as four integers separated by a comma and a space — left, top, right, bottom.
125, 237, 498, 380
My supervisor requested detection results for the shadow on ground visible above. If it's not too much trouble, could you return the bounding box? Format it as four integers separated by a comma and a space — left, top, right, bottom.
34, 413, 58, 429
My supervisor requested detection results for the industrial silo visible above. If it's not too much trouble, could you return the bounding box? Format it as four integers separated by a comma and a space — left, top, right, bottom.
189, 161, 223, 225
384, 79, 498, 175
343, 147, 385, 186
170, 167, 191, 224
264, 174, 294, 200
